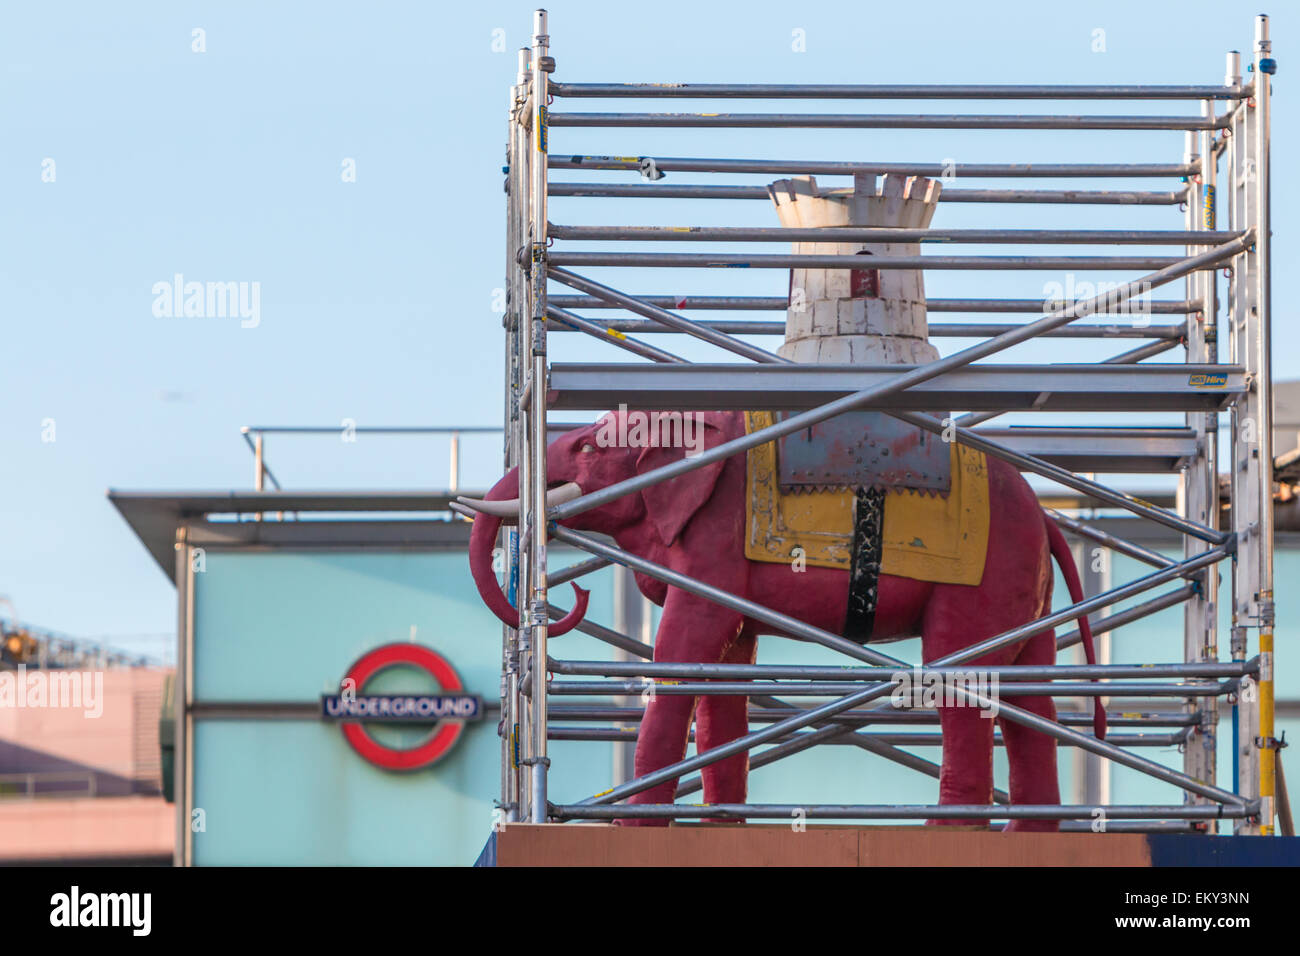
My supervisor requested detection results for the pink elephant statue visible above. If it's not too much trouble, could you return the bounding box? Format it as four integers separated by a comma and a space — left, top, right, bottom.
467, 409, 1103, 830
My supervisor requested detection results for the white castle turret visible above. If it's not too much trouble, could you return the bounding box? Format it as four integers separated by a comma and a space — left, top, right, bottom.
769, 173, 941, 366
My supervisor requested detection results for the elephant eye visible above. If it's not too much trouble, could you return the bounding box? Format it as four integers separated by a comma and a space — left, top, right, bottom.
580, 443, 595, 454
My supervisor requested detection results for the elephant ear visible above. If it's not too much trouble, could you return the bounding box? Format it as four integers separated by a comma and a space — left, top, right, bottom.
635, 413, 731, 547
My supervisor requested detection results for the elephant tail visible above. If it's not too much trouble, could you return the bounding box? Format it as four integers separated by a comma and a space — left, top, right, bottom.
1044, 516, 1107, 740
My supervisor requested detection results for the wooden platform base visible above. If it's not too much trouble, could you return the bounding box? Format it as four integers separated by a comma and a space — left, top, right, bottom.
493, 824, 1156, 867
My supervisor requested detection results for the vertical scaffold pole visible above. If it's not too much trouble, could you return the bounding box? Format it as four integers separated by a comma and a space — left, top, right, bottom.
527, 8, 552, 823
1228, 45, 1256, 832
499, 63, 515, 821
1223, 47, 1246, 814
1251, 14, 1276, 836
1180, 100, 1220, 819
509, 46, 530, 822
501, 46, 532, 823
1228, 18, 1275, 834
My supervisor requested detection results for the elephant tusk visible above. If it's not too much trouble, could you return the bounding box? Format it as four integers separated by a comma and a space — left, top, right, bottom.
545, 481, 583, 508
456, 496, 521, 518
457, 481, 582, 517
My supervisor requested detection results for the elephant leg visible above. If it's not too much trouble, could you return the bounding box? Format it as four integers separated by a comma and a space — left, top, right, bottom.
621, 590, 745, 827
620, 695, 699, 827
929, 703, 996, 826
921, 591, 1014, 828
696, 628, 758, 811
999, 629, 1061, 832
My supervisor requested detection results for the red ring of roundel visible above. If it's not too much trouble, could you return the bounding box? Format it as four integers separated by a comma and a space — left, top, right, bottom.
339, 643, 468, 771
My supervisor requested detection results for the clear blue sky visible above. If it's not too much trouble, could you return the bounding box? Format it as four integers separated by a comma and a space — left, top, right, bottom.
2, 1, 1295, 656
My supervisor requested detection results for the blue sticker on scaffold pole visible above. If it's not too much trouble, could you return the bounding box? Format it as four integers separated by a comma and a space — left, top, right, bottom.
508, 528, 519, 609
537, 106, 548, 153
1203, 184, 1216, 230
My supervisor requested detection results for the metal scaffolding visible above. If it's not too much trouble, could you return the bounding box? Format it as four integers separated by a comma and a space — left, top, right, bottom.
471, 10, 1280, 834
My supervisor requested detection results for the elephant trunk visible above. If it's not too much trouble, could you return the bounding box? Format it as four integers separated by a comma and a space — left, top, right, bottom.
467, 469, 589, 636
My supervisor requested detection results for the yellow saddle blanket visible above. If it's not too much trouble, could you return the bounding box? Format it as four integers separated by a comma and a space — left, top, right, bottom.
743, 411, 990, 586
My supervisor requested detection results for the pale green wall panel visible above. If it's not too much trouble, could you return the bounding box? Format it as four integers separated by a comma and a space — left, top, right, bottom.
189, 547, 616, 865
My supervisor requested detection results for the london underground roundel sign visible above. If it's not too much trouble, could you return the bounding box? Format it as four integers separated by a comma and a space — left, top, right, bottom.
321, 643, 482, 771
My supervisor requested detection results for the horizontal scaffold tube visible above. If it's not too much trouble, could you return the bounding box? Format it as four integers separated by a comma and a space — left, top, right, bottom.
545, 659, 1253, 681
549, 224, 1244, 245
548, 112, 1230, 130
549, 183, 1190, 204
552, 803, 1251, 821
1053, 822, 1199, 832
546, 294, 1199, 314
548, 83, 1248, 101
546, 252, 1197, 270
547, 680, 1232, 698
548, 726, 1190, 747
548, 317, 1188, 339
547, 705, 1199, 727
550, 154, 1202, 177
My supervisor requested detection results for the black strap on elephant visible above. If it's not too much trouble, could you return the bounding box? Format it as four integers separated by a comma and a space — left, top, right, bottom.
844, 488, 886, 643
